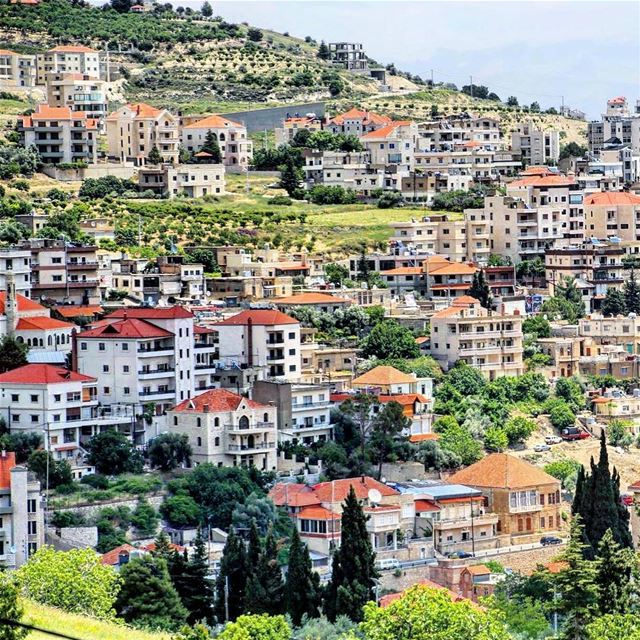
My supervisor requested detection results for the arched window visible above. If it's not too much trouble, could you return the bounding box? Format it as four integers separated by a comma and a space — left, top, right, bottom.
197, 437, 202, 447
214, 436, 220, 447
263, 413, 269, 423
219, 133, 225, 142
239, 416, 249, 430
214, 417, 220, 427
48, 336, 52, 346
197, 417, 202, 427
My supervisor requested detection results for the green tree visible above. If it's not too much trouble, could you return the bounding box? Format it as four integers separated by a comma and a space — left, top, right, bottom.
553, 516, 598, 640
247, 527, 284, 616
595, 529, 636, 615
279, 156, 303, 198
468, 270, 492, 308
0, 336, 28, 373
602, 288, 626, 317
504, 416, 536, 445
361, 320, 420, 359
27, 450, 72, 489
549, 402, 576, 430
586, 614, 640, 640
369, 401, 410, 479
116, 555, 188, 631
358, 584, 510, 640
131, 499, 159, 537
324, 263, 350, 286
483, 426, 509, 452
438, 421, 483, 466
489, 593, 550, 640
522, 315, 551, 339
317, 41, 330, 60
624, 269, 640, 314
247, 27, 263, 42
216, 614, 291, 640
180, 530, 214, 624
507, 96, 519, 107
201, 130, 222, 163
161, 494, 202, 528
232, 494, 278, 536
215, 529, 247, 623
148, 145, 163, 165
324, 486, 377, 622
555, 377, 585, 412
285, 528, 320, 626
86, 430, 143, 475
0, 573, 28, 640
200, 1, 212, 16
559, 142, 588, 161
148, 433, 192, 471
17, 546, 121, 620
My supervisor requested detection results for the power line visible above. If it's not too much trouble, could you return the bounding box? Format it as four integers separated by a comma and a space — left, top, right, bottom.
0, 617, 90, 640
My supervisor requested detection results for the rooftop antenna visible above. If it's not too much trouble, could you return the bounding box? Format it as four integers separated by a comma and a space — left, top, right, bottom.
368, 488, 382, 506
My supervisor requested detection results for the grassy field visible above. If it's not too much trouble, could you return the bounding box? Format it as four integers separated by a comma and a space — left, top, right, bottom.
22, 601, 169, 640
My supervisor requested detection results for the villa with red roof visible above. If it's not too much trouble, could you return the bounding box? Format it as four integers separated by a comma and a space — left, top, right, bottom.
325, 107, 392, 137
180, 114, 252, 168
168, 388, 277, 470
362, 120, 418, 175
214, 309, 301, 381
106, 103, 179, 165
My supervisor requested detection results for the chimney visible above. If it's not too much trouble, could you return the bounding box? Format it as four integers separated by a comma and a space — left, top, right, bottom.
203, 404, 210, 413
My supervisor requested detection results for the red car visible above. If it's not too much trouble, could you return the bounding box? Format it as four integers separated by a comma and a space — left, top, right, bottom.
561, 428, 590, 441
621, 494, 634, 507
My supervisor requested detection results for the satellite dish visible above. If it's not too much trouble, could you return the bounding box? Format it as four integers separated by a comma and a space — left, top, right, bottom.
368, 488, 382, 505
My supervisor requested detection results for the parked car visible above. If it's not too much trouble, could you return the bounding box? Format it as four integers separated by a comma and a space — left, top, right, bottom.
534, 443, 551, 452
545, 435, 563, 445
540, 536, 562, 546
621, 494, 634, 507
561, 427, 590, 441
376, 558, 400, 570
447, 550, 473, 559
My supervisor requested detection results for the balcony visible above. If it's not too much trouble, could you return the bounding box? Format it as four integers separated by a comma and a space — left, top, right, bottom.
227, 422, 275, 433
67, 261, 98, 270
139, 367, 175, 378
433, 513, 498, 530
227, 441, 276, 453
138, 345, 173, 356
139, 388, 175, 398
509, 503, 542, 514
292, 400, 331, 410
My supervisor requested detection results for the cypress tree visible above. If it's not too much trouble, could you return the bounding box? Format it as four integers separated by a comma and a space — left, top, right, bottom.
285, 528, 320, 626
214, 529, 246, 623
553, 515, 598, 640
181, 530, 214, 624
279, 156, 302, 197
468, 270, 492, 308
611, 468, 633, 548
246, 526, 284, 615
624, 268, 640, 314
595, 529, 636, 615
324, 486, 378, 622
201, 130, 222, 163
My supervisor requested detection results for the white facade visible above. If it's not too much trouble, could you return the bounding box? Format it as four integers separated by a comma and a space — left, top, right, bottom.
36, 46, 101, 85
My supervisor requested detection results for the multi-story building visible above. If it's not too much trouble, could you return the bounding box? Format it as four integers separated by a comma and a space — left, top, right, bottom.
214, 309, 301, 380
588, 97, 640, 155
328, 43, 369, 73
450, 453, 563, 544
424, 257, 478, 301
45, 72, 108, 121
587, 145, 640, 184
180, 114, 252, 168
168, 388, 277, 470
207, 275, 293, 306
274, 292, 352, 314
106, 102, 180, 165
430, 298, 524, 378
583, 191, 640, 242
252, 380, 334, 444
36, 45, 101, 85
545, 240, 625, 310
0, 364, 135, 474
579, 313, 640, 357
362, 121, 418, 173
0, 452, 43, 569
0, 249, 31, 298
0, 49, 36, 87
138, 162, 225, 198
20, 105, 98, 165
275, 115, 323, 146
418, 115, 504, 152
302, 149, 378, 195
511, 122, 560, 166
324, 108, 391, 137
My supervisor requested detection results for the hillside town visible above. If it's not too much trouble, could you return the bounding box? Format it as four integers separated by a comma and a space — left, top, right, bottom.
0, 0, 637, 639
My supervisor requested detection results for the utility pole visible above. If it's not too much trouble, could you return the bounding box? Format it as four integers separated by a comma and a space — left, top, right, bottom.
224, 575, 229, 622
470, 76, 474, 98
430, 68, 434, 87
561, 95, 565, 115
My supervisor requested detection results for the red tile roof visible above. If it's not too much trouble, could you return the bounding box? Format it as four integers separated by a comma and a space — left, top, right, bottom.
142, 541, 185, 554
269, 483, 319, 507
275, 292, 351, 305
378, 393, 430, 406
298, 506, 340, 520
608, 96, 626, 105
100, 543, 140, 566
361, 121, 413, 140
584, 192, 640, 206
352, 365, 416, 387
54, 305, 103, 318
0, 364, 95, 385
409, 433, 439, 443
414, 499, 440, 512
16, 317, 73, 331
520, 166, 554, 177
214, 309, 298, 326
380, 266, 423, 276
79, 318, 173, 339
509, 175, 575, 188
329, 108, 391, 127
108, 306, 193, 320
312, 477, 399, 503
194, 325, 217, 334
0, 49, 16, 55
183, 114, 243, 129
50, 45, 97, 53
0, 292, 46, 314
429, 262, 477, 276
172, 388, 269, 413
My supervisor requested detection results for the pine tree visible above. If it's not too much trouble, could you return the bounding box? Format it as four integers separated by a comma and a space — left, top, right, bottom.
468, 270, 492, 308
201, 130, 222, 163
214, 529, 246, 623
258, 528, 285, 615
247, 520, 261, 568
285, 528, 320, 626
244, 520, 266, 614
180, 530, 214, 624
148, 145, 163, 165
595, 529, 636, 615
553, 515, 598, 640
152, 530, 176, 562
610, 468, 633, 548
317, 41, 331, 60
624, 268, 640, 314
279, 156, 302, 198
324, 486, 378, 622
601, 287, 626, 317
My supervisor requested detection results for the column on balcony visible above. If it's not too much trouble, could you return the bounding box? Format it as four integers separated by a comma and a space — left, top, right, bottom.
392, 529, 397, 550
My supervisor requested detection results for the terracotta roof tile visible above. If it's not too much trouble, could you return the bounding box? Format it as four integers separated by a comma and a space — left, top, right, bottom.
215, 309, 298, 326
50, 45, 97, 53
312, 477, 399, 502
448, 453, 560, 489
298, 506, 340, 520
0, 364, 95, 385
0, 453, 16, 490
509, 175, 575, 188
16, 317, 74, 331
269, 483, 319, 507
0, 292, 46, 314
428, 262, 478, 276
361, 121, 413, 140
54, 305, 103, 318
414, 499, 440, 512
183, 114, 243, 129
172, 388, 269, 413
108, 306, 193, 320
352, 365, 416, 387
409, 433, 439, 442
380, 266, 423, 276
79, 318, 173, 339
275, 292, 351, 305
100, 543, 139, 566
584, 192, 640, 206
329, 108, 391, 126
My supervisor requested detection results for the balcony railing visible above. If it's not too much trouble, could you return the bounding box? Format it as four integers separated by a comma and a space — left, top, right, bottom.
140, 388, 175, 397
227, 441, 276, 452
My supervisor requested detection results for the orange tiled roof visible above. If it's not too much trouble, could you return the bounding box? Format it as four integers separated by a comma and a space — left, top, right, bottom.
183, 114, 243, 129
172, 388, 269, 413
509, 175, 575, 188
415, 336, 429, 344
584, 192, 640, 206
414, 499, 440, 512
54, 305, 103, 318
215, 309, 298, 326
361, 121, 413, 140
608, 96, 626, 105
431, 306, 464, 319
49, 45, 96, 53
0, 364, 95, 385
378, 393, 430, 406
107, 103, 163, 121
269, 483, 319, 507
409, 433, 439, 443
298, 506, 340, 520
16, 317, 73, 331
312, 476, 399, 503
453, 295, 480, 306
80, 318, 173, 339
108, 307, 193, 320
275, 292, 351, 305
352, 365, 416, 387
329, 107, 391, 126
0, 292, 46, 314
142, 541, 185, 554
100, 543, 139, 566
380, 266, 423, 276
429, 262, 478, 276
465, 564, 491, 576
449, 453, 560, 489
520, 166, 554, 177
0, 49, 16, 55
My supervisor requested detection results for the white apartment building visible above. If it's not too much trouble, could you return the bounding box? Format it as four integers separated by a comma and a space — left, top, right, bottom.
180, 114, 252, 168
414, 147, 520, 182
430, 299, 525, 378
588, 97, 640, 155
362, 121, 418, 173
168, 388, 277, 470
45, 72, 108, 121
214, 309, 301, 380
0, 250, 31, 298
0, 364, 135, 473
106, 102, 180, 165
0, 452, 43, 569
138, 162, 225, 198
20, 105, 98, 165
36, 45, 101, 85
511, 122, 560, 166
418, 116, 504, 152
0, 49, 36, 87
252, 380, 334, 444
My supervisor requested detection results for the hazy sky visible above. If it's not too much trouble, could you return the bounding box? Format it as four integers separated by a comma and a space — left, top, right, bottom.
202, 1, 640, 118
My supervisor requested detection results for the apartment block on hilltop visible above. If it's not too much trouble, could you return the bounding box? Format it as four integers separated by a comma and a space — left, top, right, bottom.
449, 453, 562, 544
588, 96, 640, 155
106, 102, 179, 165
430, 298, 524, 378
36, 45, 101, 85
418, 115, 504, 152
45, 72, 108, 121
511, 122, 560, 166
0, 49, 36, 87
180, 114, 252, 168
168, 388, 277, 470
20, 105, 98, 165
329, 43, 369, 73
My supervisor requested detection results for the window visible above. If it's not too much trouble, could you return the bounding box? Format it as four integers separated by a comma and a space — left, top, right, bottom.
30, 415, 38, 423
122, 343, 129, 351
30, 394, 38, 402
80, 342, 87, 351
197, 437, 202, 447
123, 365, 130, 373
10, 394, 18, 402
102, 365, 109, 372
288, 332, 296, 339
214, 417, 220, 427
214, 436, 220, 447
27, 499, 36, 513
28, 521, 37, 535
11, 415, 19, 423
103, 387, 110, 394
197, 418, 202, 427
98, 343, 105, 351
124, 387, 130, 395
53, 414, 61, 422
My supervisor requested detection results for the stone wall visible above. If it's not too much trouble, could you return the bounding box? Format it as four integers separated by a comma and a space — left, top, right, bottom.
49, 493, 164, 520
221, 102, 325, 133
